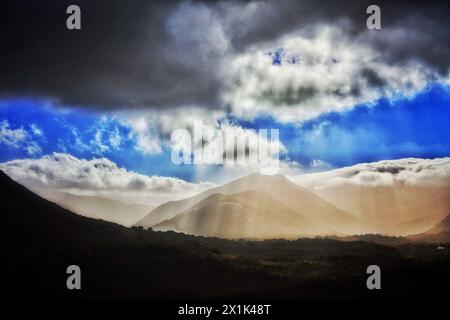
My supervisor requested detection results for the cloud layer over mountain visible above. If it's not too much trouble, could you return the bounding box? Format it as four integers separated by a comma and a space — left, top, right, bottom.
292, 158, 450, 231
293, 157, 450, 188
0, 153, 215, 205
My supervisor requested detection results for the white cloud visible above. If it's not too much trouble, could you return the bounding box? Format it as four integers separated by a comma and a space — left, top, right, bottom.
192, 121, 287, 165
223, 25, 436, 122
0, 153, 216, 206
114, 108, 301, 182
56, 117, 125, 155
55, 120, 90, 153
310, 159, 331, 169
116, 106, 288, 161
24, 143, 42, 156
0, 120, 28, 147
30, 124, 43, 137
90, 129, 109, 153
88, 118, 124, 154
109, 126, 122, 149
292, 157, 450, 189
124, 116, 163, 155
0, 119, 42, 156
117, 107, 227, 156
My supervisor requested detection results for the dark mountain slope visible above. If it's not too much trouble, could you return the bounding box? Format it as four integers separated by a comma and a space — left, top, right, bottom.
2, 171, 449, 300
0, 171, 280, 299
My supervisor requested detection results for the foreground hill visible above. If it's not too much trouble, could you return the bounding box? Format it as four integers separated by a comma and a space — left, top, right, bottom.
2, 170, 449, 299
138, 173, 376, 237
0, 170, 284, 298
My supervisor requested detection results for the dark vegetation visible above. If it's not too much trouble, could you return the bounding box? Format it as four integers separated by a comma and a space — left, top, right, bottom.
2, 171, 449, 300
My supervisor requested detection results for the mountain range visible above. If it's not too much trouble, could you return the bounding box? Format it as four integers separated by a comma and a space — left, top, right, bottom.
2, 169, 449, 299
137, 170, 449, 239
292, 159, 450, 235
299, 183, 449, 234
153, 189, 330, 239
138, 174, 380, 238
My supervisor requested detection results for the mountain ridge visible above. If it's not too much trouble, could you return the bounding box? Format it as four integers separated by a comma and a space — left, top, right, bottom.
153, 189, 333, 239
142, 173, 379, 238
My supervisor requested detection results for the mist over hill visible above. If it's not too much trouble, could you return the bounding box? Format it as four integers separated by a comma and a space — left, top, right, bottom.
39, 190, 154, 227
294, 158, 450, 236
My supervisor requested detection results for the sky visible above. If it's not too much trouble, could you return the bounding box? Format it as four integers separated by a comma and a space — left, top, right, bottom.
0, 0, 449, 199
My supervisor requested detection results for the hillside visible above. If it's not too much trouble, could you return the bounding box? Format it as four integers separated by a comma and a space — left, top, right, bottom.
0, 170, 270, 298
2, 170, 449, 299
153, 190, 331, 239
138, 173, 376, 236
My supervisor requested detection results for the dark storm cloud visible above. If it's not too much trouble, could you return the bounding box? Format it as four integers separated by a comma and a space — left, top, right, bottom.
0, 0, 448, 110
0, 0, 224, 109
221, 0, 450, 72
